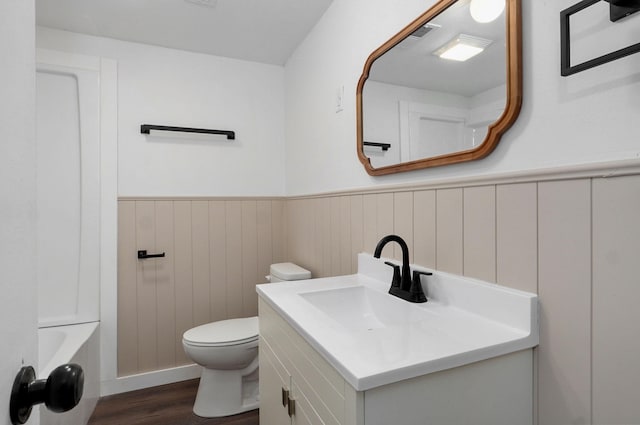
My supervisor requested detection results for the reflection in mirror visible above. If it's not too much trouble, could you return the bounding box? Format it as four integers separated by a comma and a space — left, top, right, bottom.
357, 0, 521, 175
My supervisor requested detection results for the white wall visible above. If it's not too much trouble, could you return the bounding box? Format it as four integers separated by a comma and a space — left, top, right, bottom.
0, 1, 38, 424
363, 81, 504, 166
363, 80, 470, 167
284, 0, 640, 195
36, 27, 287, 197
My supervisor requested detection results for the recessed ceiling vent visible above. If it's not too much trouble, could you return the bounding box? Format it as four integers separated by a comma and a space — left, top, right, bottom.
410, 25, 434, 38
185, 0, 218, 7
398, 23, 440, 49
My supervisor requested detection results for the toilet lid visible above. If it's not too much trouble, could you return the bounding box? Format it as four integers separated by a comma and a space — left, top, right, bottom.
183, 317, 259, 347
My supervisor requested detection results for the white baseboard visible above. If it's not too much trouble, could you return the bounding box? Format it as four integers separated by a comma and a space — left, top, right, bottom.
99, 364, 202, 396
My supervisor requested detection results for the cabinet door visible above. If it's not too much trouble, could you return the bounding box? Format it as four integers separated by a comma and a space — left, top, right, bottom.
291, 380, 328, 425
260, 339, 293, 425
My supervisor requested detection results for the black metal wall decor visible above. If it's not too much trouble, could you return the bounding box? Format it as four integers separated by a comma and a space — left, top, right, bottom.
561, 0, 640, 76
607, 0, 640, 21
140, 124, 235, 140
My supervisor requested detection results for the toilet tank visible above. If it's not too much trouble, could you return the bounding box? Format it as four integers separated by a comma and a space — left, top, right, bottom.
269, 263, 311, 282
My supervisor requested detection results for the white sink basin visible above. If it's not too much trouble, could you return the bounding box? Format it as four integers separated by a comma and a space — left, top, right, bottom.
256, 253, 539, 391
299, 285, 429, 331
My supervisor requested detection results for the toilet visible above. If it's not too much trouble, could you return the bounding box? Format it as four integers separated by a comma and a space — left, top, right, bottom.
182, 262, 311, 417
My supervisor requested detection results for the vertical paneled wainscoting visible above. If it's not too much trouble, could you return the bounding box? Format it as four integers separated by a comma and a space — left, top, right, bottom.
117, 198, 286, 377
283, 174, 640, 425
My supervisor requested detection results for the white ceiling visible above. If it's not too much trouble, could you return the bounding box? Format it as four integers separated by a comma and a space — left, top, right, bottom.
36, 0, 334, 65
369, 0, 507, 97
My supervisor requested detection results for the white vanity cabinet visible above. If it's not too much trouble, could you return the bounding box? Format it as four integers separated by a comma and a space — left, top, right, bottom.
259, 299, 362, 425
258, 254, 538, 425
259, 297, 533, 425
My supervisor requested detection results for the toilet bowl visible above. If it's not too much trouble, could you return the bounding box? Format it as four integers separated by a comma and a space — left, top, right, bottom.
182, 262, 311, 417
183, 317, 260, 417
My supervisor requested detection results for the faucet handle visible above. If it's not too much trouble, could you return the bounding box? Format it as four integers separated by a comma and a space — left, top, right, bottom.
384, 261, 401, 288
412, 270, 433, 279
408, 270, 431, 303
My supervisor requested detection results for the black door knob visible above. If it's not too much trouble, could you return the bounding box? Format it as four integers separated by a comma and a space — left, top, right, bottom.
10, 363, 84, 425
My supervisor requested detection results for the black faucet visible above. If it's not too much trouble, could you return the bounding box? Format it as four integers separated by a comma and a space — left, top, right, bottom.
373, 235, 430, 303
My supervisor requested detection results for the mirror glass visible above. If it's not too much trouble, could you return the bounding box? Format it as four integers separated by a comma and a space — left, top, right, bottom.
357, 0, 521, 175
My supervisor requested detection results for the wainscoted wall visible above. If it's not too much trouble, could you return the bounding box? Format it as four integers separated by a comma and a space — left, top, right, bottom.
284, 173, 640, 424
117, 198, 286, 376
117, 171, 640, 423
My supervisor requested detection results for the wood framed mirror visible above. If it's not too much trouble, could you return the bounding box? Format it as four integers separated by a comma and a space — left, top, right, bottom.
357, 0, 522, 176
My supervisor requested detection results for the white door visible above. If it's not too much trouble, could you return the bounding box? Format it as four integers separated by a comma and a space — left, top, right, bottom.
409, 112, 466, 159
399, 100, 471, 163
0, 2, 39, 425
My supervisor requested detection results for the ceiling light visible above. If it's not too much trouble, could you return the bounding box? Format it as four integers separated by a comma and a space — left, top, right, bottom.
470, 0, 505, 23
433, 34, 492, 62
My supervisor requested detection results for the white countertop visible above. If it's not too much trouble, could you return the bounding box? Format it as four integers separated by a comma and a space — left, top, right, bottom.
256, 253, 538, 391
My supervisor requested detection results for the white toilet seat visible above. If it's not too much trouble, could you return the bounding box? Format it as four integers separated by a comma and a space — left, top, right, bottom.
183, 316, 258, 347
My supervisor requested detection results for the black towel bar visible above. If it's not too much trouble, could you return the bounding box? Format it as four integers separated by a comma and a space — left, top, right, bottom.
363, 141, 391, 151
141, 124, 235, 140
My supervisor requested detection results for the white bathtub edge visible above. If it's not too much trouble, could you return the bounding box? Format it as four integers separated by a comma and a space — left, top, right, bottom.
38, 322, 99, 378
100, 364, 201, 396
38, 322, 100, 425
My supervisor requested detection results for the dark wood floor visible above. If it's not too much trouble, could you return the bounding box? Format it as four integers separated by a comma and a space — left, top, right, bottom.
88, 379, 259, 425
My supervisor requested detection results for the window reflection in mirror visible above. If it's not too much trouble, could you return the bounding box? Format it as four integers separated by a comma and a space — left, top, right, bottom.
357, 0, 521, 175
